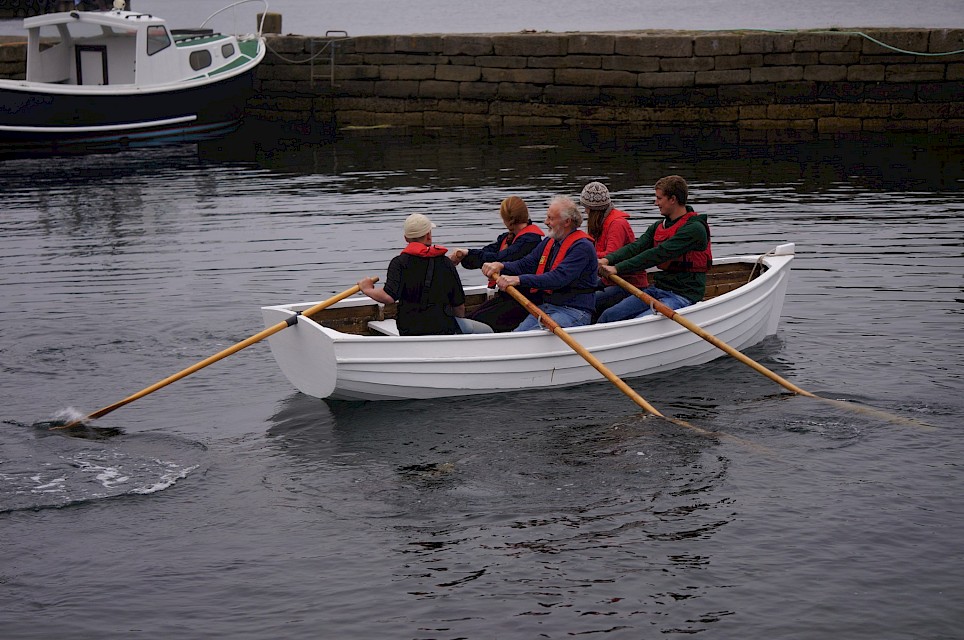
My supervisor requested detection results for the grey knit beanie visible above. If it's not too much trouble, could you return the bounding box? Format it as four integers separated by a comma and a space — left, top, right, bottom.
580, 182, 611, 208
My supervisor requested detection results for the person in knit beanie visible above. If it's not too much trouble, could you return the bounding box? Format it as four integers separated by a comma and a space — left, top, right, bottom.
578, 181, 649, 320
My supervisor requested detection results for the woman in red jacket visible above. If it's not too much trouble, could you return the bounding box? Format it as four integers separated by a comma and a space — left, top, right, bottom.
579, 182, 648, 321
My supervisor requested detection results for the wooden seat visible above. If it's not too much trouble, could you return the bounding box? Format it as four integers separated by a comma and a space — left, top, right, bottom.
367, 319, 400, 336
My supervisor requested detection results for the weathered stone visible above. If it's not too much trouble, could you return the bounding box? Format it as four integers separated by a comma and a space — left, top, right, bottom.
529, 55, 602, 69
442, 36, 494, 56
555, 68, 636, 87
660, 57, 715, 72
492, 34, 568, 56
567, 34, 615, 55
714, 54, 764, 70
804, 65, 848, 81
694, 35, 742, 56
615, 35, 693, 57
418, 80, 460, 99
696, 69, 750, 85
436, 65, 481, 82
637, 71, 694, 88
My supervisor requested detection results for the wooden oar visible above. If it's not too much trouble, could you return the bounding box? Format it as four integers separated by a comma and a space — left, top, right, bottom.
608, 273, 934, 430
53, 280, 375, 430
500, 282, 718, 438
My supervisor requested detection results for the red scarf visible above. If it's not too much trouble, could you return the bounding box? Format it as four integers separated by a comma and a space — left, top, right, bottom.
401, 242, 448, 258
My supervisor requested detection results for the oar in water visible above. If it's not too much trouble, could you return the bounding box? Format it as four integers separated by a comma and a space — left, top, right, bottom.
53, 280, 376, 430
499, 281, 718, 438
608, 273, 933, 430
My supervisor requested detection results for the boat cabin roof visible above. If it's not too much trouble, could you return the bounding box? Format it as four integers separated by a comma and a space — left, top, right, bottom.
23, 10, 165, 32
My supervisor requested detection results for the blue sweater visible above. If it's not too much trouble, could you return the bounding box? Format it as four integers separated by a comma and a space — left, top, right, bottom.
502, 235, 599, 314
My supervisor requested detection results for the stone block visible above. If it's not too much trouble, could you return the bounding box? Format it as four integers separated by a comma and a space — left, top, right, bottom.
763, 52, 819, 66
740, 32, 794, 54
568, 34, 615, 55
459, 81, 498, 100
395, 35, 445, 53
481, 67, 554, 84
847, 64, 886, 81
696, 69, 750, 85
750, 66, 804, 83
637, 71, 694, 88
714, 54, 764, 70
419, 79, 460, 99
544, 84, 602, 104
605, 56, 660, 73
352, 36, 397, 54
374, 80, 421, 98
529, 55, 602, 69
442, 36, 494, 56
436, 65, 481, 82
929, 29, 964, 56
555, 68, 637, 87
794, 32, 860, 52
475, 55, 528, 69
860, 30, 929, 55
885, 64, 946, 82
492, 34, 568, 56
497, 82, 544, 101
919, 81, 964, 103
804, 65, 848, 81
615, 35, 693, 57
817, 117, 861, 132
660, 57, 715, 72
694, 34, 742, 56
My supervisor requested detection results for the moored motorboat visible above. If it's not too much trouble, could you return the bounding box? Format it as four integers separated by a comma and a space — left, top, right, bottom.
261, 243, 796, 401
0, 0, 267, 151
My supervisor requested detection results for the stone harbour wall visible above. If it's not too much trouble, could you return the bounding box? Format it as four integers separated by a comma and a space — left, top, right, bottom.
251, 28, 964, 135
2, 28, 962, 135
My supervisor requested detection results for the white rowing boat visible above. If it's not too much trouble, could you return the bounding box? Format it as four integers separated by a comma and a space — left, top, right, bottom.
261, 243, 795, 401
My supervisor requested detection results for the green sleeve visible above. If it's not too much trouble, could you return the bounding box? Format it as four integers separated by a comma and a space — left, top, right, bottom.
606, 221, 657, 265
613, 218, 708, 275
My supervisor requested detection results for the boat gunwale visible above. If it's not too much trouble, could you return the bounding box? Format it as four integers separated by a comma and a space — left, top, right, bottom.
265, 249, 793, 345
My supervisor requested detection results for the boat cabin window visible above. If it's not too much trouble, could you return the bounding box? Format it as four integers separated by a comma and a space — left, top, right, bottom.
221, 43, 235, 58
189, 49, 213, 70
146, 25, 171, 55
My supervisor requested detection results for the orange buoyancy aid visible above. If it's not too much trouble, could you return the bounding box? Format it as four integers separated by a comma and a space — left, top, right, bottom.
488, 224, 545, 287
653, 211, 712, 273
532, 230, 594, 293
597, 209, 648, 289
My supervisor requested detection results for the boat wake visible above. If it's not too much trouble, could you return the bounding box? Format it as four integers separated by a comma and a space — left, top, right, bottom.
0, 419, 206, 514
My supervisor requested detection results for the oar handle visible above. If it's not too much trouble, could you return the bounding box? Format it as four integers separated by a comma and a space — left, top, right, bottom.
53, 278, 378, 430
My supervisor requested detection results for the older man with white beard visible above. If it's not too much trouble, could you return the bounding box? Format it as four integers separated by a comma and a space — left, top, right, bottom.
481, 195, 599, 331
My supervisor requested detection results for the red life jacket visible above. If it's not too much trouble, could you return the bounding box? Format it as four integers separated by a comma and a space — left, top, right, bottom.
596, 209, 648, 289
401, 242, 448, 258
532, 230, 593, 293
654, 211, 712, 273
488, 224, 544, 287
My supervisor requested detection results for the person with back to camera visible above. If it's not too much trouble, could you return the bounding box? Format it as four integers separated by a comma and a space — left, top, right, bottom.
358, 213, 493, 336
448, 195, 545, 332
481, 195, 599, 332
596, 175, 712, 323
578, 181, 649, 321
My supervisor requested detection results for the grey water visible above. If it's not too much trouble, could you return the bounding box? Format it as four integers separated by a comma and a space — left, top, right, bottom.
1, 0, 962, 36
1, 124, 962, 638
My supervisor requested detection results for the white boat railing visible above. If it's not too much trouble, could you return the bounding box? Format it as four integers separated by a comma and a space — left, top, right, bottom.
200, 0, 269, 38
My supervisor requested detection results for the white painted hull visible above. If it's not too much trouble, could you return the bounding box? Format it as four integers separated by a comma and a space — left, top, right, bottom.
262, 245, 795, 401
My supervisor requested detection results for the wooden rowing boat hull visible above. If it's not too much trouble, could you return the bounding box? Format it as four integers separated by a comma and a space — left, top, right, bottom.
262, 244, 795, 401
